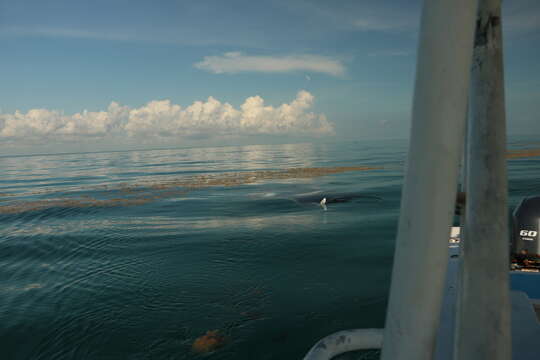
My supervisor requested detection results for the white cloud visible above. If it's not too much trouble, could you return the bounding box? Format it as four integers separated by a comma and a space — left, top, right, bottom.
0, 102, 128, 139
0, 91, 334, 142
194, 52, 345, 77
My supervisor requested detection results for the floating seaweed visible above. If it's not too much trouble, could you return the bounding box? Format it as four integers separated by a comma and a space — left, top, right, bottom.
0, 166, 380, 215
191, 330, 227, 353
507, 148, 540, 159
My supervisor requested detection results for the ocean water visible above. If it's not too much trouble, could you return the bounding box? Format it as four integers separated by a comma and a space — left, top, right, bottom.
1, 138, 539, 360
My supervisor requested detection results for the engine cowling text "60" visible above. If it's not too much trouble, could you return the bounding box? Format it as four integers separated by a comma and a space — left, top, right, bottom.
520, 230, 538, 238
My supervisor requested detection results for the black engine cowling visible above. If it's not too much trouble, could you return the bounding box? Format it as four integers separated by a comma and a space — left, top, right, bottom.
512, 196, 540, 258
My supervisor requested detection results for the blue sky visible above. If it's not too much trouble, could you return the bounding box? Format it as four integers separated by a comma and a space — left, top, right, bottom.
0, 0, 539, 154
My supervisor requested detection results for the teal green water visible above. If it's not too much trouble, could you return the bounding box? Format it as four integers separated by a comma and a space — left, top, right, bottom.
1, 138, 538, 359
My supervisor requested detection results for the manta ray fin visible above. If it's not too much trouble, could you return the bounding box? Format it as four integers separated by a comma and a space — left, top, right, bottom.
320, 197, 327, 211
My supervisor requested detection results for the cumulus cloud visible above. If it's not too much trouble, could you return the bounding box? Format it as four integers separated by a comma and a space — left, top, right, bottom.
194, 52, 345, 77
0, 91, 334, 142
0, 102, 128, 139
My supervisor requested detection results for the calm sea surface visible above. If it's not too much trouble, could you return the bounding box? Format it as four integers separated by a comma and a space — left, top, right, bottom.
1, 138, 539, 359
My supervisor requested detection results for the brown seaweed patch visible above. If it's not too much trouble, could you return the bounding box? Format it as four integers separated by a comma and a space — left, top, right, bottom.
0, 165, 380, 215
192, 330, 227, 353
155, 166, 381, 190
507, 149, 540, 159
0, 196, 154, 214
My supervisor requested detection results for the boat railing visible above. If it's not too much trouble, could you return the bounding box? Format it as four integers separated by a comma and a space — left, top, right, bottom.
302, 0, 510, 359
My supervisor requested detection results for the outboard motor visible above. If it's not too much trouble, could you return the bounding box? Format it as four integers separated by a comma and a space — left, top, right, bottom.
512, 196, 540, 259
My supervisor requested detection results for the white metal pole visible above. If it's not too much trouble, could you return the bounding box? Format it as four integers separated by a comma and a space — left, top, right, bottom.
454, 0, 511, 359
460, 103, 469, 194
380, 1, 478, 359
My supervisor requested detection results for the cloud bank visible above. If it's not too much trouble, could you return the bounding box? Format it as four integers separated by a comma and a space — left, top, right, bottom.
0, 91, 334, 142
195, 52, 345, 76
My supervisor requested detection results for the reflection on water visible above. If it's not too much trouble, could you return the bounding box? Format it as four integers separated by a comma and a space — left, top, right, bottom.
0, 143, 324, 199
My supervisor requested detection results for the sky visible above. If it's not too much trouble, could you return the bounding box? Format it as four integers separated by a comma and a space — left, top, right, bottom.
0, 0, 539, 155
